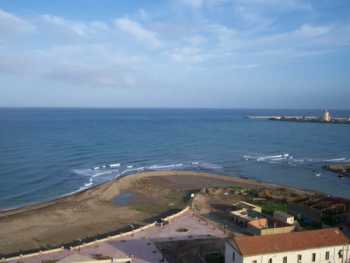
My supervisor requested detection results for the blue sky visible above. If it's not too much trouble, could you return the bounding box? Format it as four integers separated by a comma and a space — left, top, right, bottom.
0, 0, 349, 108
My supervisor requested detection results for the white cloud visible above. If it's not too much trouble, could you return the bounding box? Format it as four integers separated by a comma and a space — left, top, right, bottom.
45, 63, 130, 88
0, 9, 35, 35
114, 18, 161, 48
169, 46, 205, 63
296, 24, 331, 38
180, 0, 203, 9
231, 0, 312, 34
0, 44, 145, 88
234, 0, 312, 12
41, 14, 109, 37
208, 24, 240, 50
186, 35, 207, 45
0, 54, 36, 74
178, 0, 230, 9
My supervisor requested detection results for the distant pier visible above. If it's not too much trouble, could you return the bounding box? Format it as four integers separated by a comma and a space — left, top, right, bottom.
248, 111, 350, 125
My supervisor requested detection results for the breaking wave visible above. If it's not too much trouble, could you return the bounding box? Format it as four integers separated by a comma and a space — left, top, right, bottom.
243, 153, 350, 166
73, 161, 222, 192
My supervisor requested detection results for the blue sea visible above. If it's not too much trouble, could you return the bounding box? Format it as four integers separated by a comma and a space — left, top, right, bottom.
0, 108, 350, 209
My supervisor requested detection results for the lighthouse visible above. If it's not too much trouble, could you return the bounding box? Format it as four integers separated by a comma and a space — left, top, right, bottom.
323, 110, 332, 122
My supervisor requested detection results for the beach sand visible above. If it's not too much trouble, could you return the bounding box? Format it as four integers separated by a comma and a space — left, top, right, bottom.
0, 171, 308, 256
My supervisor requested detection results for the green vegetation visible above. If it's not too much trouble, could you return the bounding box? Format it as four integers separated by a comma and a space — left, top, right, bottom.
321, 215, 341, 227
132, 203, 169, 214
262, 201, 287, 215
246, 189, 258, 197
298, 219, 321, 230
229, 185, 243, 191
205, 253, 224, 263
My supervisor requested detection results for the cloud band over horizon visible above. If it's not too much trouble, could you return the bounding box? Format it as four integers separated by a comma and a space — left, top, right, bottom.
0, 0, 349, 109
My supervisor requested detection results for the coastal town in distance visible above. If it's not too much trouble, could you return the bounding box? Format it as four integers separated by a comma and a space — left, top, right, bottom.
1, 0, 350, 263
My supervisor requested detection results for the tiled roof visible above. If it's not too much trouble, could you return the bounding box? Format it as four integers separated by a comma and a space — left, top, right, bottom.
231, 228, 349, 256
248, 218, 268, 229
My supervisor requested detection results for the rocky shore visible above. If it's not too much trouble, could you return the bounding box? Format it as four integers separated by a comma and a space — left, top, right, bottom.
324, 163, 350, 177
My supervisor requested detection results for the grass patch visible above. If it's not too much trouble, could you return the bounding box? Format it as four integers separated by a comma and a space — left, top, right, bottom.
205, 252, 224, 263
229, 185, 243, 191
131, 203, 168, 214
262, 201, 287, 215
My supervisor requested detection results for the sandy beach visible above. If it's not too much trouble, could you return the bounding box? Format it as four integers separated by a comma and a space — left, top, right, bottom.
0, 171, 312, 257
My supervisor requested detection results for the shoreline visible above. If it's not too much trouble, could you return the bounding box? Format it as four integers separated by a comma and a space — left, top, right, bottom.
0, 170, 261, 256
0, 170, 322, 257
0, 170, 319, 215
1, 170, 348, 258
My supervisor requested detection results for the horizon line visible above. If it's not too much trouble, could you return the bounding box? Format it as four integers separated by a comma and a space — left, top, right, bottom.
0, 106, 350, 111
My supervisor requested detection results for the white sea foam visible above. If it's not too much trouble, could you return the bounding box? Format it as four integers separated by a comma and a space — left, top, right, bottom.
243, 153, 350, 168
74, 160, 222, 193
148, 163, 184, 170
196, 162, 222, 170
109, 163, 121, 168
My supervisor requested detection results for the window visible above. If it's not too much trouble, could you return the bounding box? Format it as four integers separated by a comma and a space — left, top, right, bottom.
312, 253, 316, 262
297, 254, 302, 263
338, 249, 344, 258
283, 256, 287, 263
268, 259, 272, 263
325, 251, 330, 260
232, 251, 235, 262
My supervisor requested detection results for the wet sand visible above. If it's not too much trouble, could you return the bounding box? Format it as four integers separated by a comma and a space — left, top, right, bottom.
0, 171, 311, 256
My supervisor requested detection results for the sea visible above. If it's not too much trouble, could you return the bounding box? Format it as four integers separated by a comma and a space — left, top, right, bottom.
0, 108, 350, 209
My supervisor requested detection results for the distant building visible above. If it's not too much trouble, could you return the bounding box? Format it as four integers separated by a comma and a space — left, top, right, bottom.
323, 110, 332, 122
231, 201, 263, 228
230, 202, 295, 236
234, 201, 262, 213
225, 228, 350, 263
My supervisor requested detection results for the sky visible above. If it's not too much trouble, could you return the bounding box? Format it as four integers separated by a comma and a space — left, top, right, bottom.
0, 0, 349, 109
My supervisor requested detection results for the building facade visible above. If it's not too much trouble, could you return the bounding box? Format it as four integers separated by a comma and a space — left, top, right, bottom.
323, 111, 332, 122
225, 228, 350, 263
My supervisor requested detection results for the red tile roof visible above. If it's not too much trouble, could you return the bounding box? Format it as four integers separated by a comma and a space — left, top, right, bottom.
248, 218, 268, 229
231, 228, 349, 256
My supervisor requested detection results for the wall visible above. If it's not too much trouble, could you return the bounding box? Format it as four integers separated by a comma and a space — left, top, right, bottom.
4, 207, 191, 262
225, 241, 350, 263
246, 224, 294, 236
225, 242, 244, 263
259, 225, 295, 236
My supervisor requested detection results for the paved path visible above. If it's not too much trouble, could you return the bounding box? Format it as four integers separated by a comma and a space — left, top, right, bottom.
7, 210, 226, 263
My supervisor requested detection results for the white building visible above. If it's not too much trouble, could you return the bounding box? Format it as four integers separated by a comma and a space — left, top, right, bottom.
225, 228, 350, 263
273, 211, 294, 225
323, 111, 332, 122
